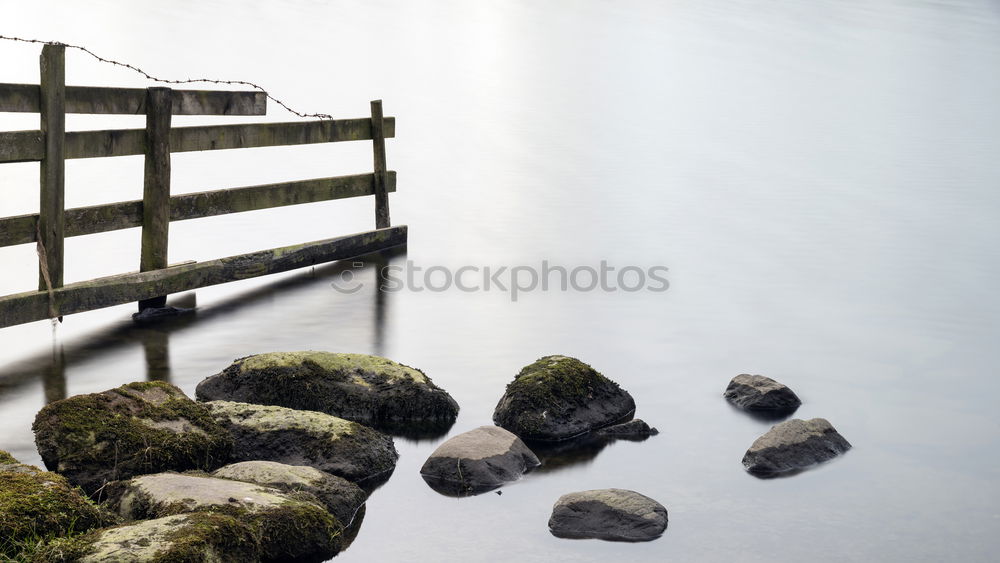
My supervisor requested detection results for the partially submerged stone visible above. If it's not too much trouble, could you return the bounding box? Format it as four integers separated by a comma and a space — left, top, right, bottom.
0, 463, 117, 557
493, 356, 636, 441
420, 426, 540, 496
38, 512, 260, 563
724, 374, 801, 414
32, 381, 233, 495
196, 352, 459, 434
742, 418, 851, 475
204, 401, 398, 483
213, 460, 367, 527
595, 419, 659, 439
549, 488, 668, 542
106, 472, 343, 561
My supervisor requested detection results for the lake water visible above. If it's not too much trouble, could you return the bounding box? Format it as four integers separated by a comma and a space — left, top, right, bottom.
2, 1, 999, 561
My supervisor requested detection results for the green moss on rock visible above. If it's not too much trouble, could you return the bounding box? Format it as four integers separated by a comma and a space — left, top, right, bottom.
0, 464, 117, 558
0, 450, 18, 464
32, 381, 234, 496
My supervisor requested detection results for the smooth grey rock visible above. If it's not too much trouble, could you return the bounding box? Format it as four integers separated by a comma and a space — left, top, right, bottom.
742, 418, 851, 475
595, 419, 659, 439
549, 488, 668, 541
420, 426, 540, 496
493, 355, 635, 441
724, 374, 801, 414
32, 381, 232, 495
196, 352, 459, 435
106, 472, 342, 561
203, 401, 398, 483
213, 460, 367, 526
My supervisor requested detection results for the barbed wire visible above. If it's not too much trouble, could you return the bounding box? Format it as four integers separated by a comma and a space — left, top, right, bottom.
0, 34, 333, 119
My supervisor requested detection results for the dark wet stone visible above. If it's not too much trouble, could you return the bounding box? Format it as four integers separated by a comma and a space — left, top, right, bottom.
724, 374, 801, 414
420, 426, 540, 496
549, 488, 668, 541
203, 401, 398, 484
213, 460, 367, 527
32, 381, 233, 495
132, 305, 191, 322
195, 352, 459, 435
742, 418, 851, 475
595, 419, 658, 439
493, 355, 635, 441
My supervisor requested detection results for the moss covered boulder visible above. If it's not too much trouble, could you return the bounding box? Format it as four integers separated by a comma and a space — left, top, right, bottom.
213, 461, 367, 528
195, 352, 459, 435
204, 401, 398, 484
0, 449, 18, 464
32, 382, 233, 496
37, 512, 260, 562
0, 463, 117, 558
105, 472, 343, 561
420, 426, 540, 497
493, 356, 636, 441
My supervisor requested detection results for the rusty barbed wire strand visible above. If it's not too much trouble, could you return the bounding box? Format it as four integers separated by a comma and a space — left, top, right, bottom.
0, 34, 333, 119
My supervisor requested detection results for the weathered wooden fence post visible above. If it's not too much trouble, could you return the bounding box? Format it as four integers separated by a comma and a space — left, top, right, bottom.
38, 44, 66, 301
370, 100, 390, 229
138, 87, 172, 311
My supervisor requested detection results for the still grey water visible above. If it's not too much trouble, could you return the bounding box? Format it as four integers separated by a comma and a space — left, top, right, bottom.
2, 1, 999, 561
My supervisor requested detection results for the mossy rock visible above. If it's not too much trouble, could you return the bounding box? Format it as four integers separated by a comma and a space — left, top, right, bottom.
195, 352, 459, 435
33, 512, 260, 562
0, 463, 118, 558
212, 461, 366, 528
32, 381, 234, 495
493, 356, 636, 441
104, 472, 343, 561
0, 449, 18, 464
203, 401, 398, 484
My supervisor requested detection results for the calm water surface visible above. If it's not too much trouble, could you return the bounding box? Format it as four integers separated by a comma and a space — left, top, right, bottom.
2, 1, 999, 561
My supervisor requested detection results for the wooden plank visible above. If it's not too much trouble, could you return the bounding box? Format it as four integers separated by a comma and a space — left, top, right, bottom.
0, 130, 43, 162
370, 100, 390, 229
0, 83, 267, 115
139, 87, 173, 310
0, 225, 408, 327
38, 44, 66, 292
0, 172, 397, 248
62, 117, 396, 159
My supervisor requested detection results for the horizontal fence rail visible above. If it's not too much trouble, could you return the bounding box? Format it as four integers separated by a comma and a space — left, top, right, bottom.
0, 83, 267, 116
0, 172, 397, 247
0, 226, 408, 328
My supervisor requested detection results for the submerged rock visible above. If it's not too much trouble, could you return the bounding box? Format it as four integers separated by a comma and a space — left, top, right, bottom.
195, 352, 459, 434
203, 401, 398, 483
548, 488, 668, 541
420, 426, 540, 496
742, 418, 851, 475
106, 472, 342, 561
32, 381, 233, 495
724, 374, 801, 414
213, 460, 367, 527
595, 419, 659, 439
0, 463, 117, 557
493, 355, 635, 441
38, 512, 260, 563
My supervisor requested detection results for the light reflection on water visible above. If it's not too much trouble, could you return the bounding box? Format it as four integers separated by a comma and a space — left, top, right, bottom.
2, 1, 1000, 561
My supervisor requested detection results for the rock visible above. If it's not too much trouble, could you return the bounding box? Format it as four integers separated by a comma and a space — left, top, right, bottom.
493, 355, 636, 441
0, 449, 17, 464
32, 381, 233, 495
105, 472, 343, 561
203, 401, 398, 483
724, 374, 801, 414
595, 419, 659, 439
196, 352, 459, 434
420, 426, 540, 496
37, 512, 260, 563
742, 418, 851, 475
213, 460, 367, 527
548, 488, 668, 541
0, 463, 118, 558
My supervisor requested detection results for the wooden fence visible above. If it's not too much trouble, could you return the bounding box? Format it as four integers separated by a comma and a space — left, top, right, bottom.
0, 44, 406, 328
